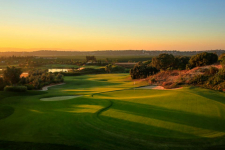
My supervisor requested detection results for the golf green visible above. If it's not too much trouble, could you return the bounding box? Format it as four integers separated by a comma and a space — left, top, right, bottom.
0, 74, 225, 150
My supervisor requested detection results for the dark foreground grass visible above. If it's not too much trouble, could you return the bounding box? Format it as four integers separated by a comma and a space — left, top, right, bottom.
0, 74, 225, 150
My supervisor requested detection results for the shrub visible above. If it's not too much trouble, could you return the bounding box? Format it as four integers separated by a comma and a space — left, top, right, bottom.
208, 67, 219, 75
111, 65, 125, 73
189, 75, 209, 85
221, 58, 225, 68
150, 78, 156, 83
162, 82, 179, 89
199, 68, 209, 73
4, 86, 27, 92
217, 68, 225, 80
25, 84, 35, 90
219, 53, 225, 60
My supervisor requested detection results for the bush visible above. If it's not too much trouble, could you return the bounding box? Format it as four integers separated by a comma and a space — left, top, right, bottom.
219, 53, 225, 60
4, 86, 27, 92
208, 67, 219, 75
162, 82, 179, 89
150, 78, 156, 84
189, 75, 209, 85
221, 58, 225, 68
111, 65, 125, 73
25, 84, 35, 90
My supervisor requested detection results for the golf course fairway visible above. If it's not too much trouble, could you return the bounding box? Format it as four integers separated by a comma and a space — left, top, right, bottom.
0, 74, 225, 150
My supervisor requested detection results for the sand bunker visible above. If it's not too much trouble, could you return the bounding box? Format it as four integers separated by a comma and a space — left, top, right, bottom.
137, 86, 182, 90
40, 95, 82, 101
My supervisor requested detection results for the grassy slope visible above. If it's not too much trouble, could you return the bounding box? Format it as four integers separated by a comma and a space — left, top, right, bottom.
0, 74, 225, 150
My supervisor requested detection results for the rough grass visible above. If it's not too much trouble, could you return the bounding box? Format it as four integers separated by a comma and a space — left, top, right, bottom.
0, 74, 225, 150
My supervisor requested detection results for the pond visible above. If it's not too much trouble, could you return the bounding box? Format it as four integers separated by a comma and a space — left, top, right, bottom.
48, 69, 69, 73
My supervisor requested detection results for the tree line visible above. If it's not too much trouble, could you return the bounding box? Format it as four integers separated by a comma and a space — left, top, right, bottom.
130, 52, 220, 79
0, 66, 64, 91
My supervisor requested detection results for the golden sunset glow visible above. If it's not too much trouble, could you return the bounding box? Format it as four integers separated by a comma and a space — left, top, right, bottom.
0, 1, 225, 51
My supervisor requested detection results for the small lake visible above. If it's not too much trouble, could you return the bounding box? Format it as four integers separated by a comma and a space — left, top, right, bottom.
48, 69, 69, 73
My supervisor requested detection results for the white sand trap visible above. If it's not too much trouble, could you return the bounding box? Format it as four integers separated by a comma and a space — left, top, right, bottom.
137, 86, 182, 90
40, 95, 82, 101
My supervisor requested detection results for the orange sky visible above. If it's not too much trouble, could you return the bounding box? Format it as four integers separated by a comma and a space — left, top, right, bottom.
1, 1, 225, 51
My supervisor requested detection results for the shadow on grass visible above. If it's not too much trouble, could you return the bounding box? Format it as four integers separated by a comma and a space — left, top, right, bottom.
98, 115, 225, 149
0, 106, 14, 120
102, 99, 225, 133
184, 87, 225, 104
0, 140, 86, 150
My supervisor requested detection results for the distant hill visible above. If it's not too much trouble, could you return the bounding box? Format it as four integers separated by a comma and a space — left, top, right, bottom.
0, 50, 224, 57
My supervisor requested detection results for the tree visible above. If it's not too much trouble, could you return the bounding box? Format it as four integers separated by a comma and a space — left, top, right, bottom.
130, 62, 158, 79
151, 54, 175, 70
188, 52, 218, 69
3, 66, 22, 85
105, 64, 113, 73
174, 56, 190, 70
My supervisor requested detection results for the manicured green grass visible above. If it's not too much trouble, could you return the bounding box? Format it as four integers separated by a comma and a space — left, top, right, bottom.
0, 74, 225, 150
82, 65, 104, 69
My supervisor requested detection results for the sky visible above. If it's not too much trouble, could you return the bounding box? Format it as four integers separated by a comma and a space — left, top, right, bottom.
0, 0, 225, 51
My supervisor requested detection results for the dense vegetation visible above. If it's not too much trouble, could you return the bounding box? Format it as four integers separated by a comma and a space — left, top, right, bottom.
151, 54, 190, 70
3, 66, 22, 85
130, 54, 190, 79
21, 70, 64, 90
4, 86, 27, 92
188, 67, 225, 91
0, 67, 64, 91
186, 52, 218, 69
129, 52, 225, 92
130, 62, 158, 79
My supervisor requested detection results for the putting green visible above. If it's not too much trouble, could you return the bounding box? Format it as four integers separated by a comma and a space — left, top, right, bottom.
0, 74, 225, 150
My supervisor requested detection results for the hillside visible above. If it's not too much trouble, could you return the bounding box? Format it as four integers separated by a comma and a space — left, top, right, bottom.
147, 64, 225, 91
